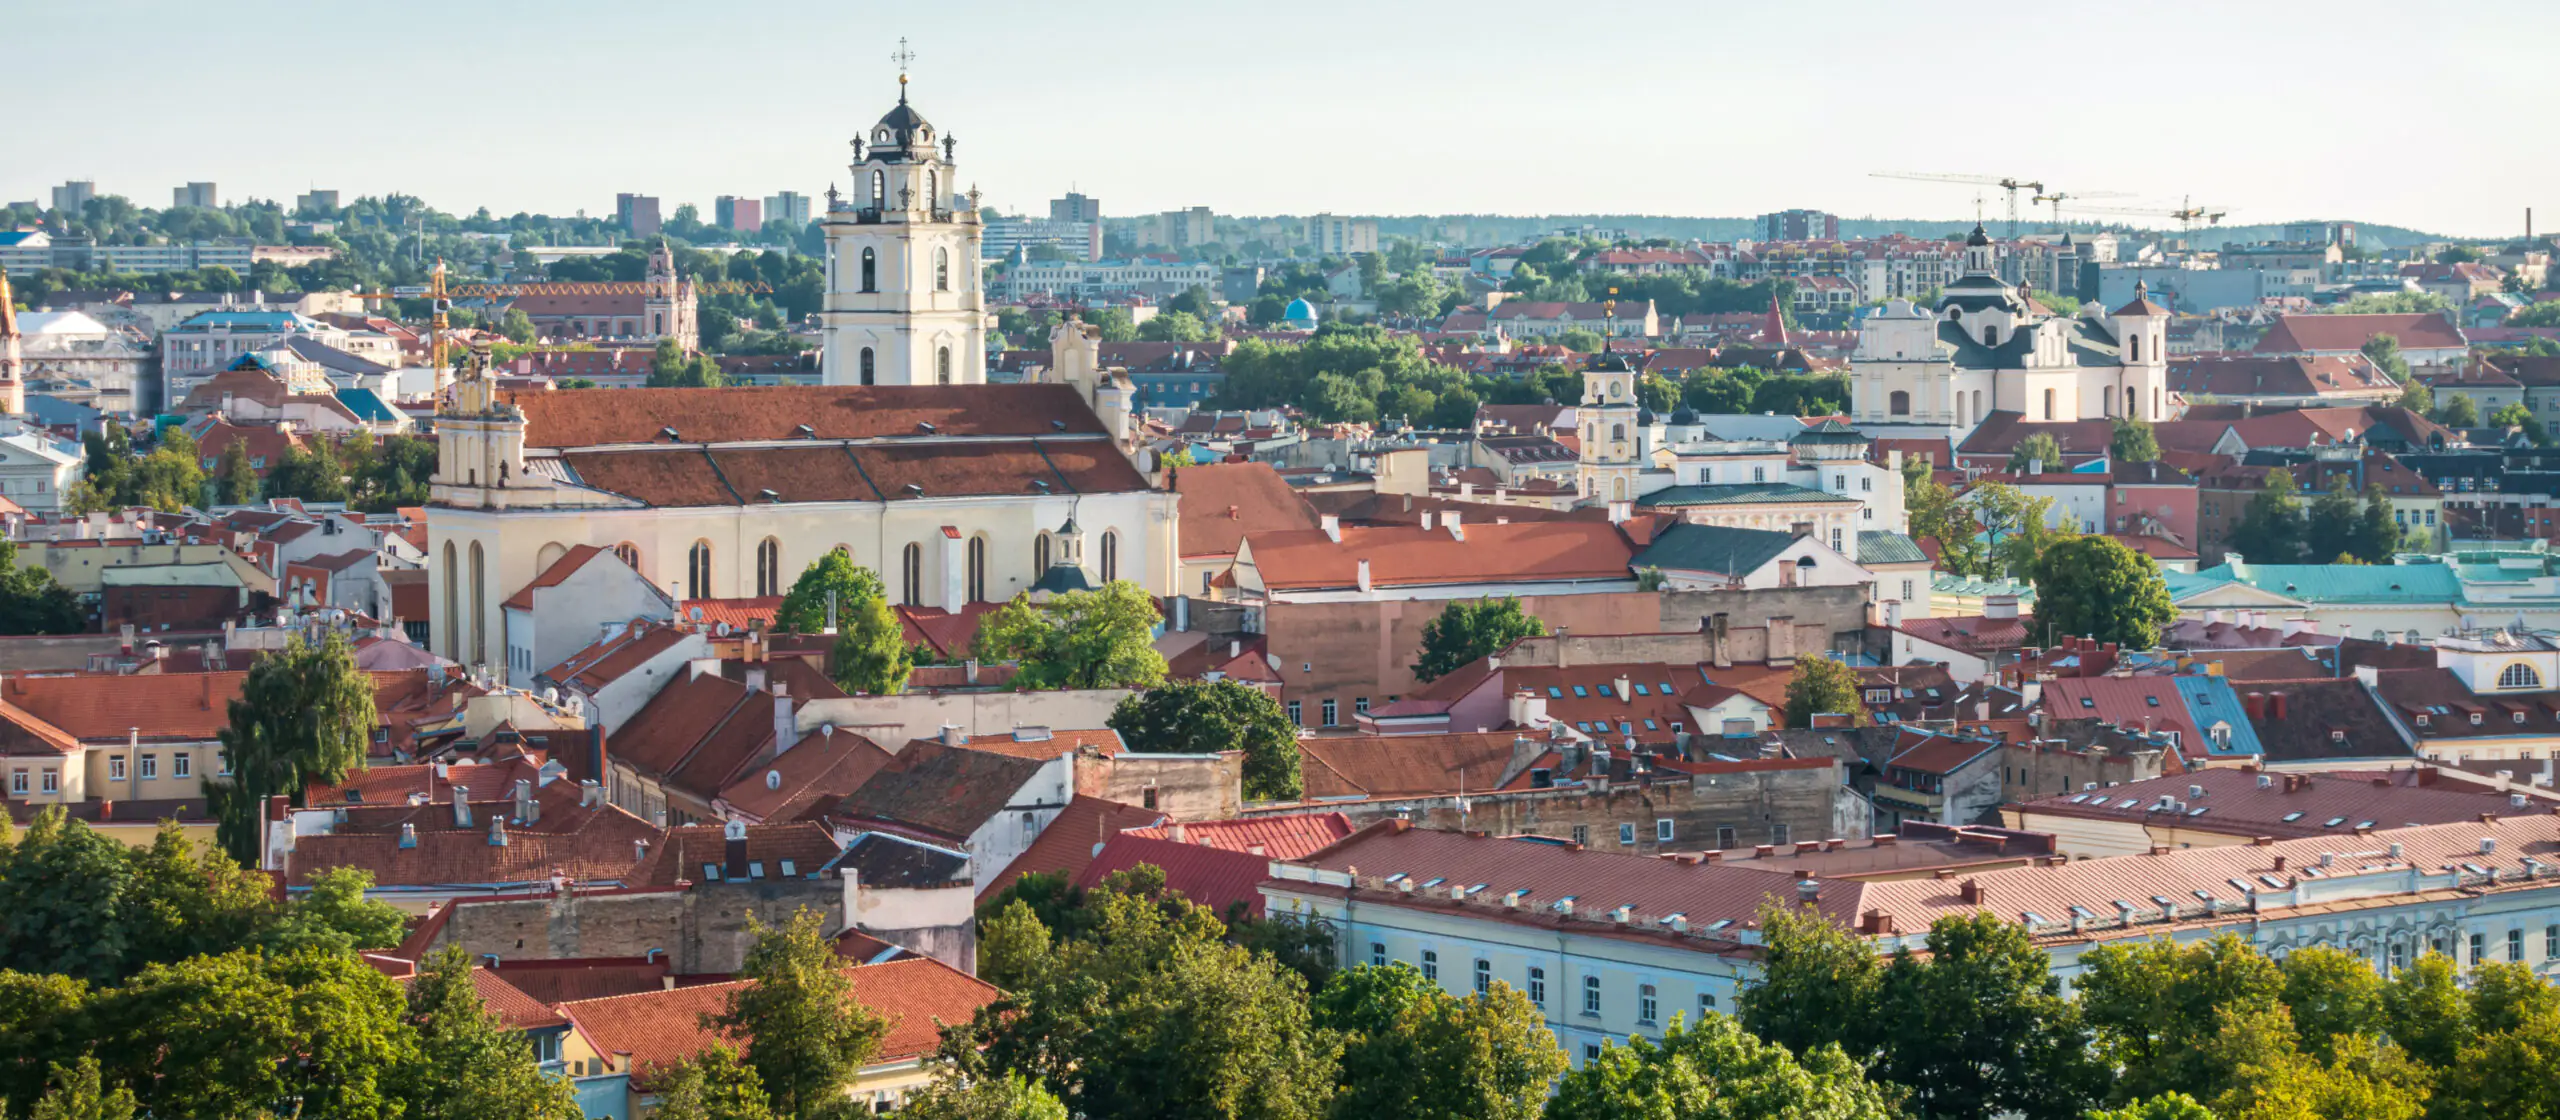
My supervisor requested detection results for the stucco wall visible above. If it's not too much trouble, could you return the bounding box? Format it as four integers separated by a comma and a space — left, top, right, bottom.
427, 880, 841, 974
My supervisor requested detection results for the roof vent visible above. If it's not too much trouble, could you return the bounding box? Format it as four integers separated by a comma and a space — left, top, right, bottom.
2482, 837, 2498, 855
759, 488, 781, 502
904, 483, 925, 497
917, 421, 937, 435
660, 426, 680, 441
765, 769, 781, 790
1051, 420, 1068, 430
795, 423, 815, 438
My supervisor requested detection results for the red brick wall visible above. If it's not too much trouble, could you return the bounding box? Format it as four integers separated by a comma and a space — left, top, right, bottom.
102, 584, 243, 633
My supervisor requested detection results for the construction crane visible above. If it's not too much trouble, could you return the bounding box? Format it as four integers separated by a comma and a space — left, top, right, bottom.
2037, 189, 2140, 231
354, 262, 774, 374
1871, 172, 2044, 238
2073, 196, 2234, 238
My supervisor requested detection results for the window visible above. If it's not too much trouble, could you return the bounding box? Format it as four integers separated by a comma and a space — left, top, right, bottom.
1321, 699, 1338, 726
1584, 1044, 1602, 1063
683, 540, 714, 600
1571, 824, 1589, 846
859, 346, 875, 385
1752, 466, 1766, 482
1474, 958, 1491, 995
1770, 822, 1790, 845
1639, 984, 1658, 1025
2511, 929, 2526, 962
2472, 932, 2487, 965
1830, 528, 1844, 552
1100, 531, 1119, 582
935, 247, 951, 291
1582, 974, 1602, 1015
2501, 662, 2543, 690
1370, 942, 1386, 967
2547, 925, 2558, 959
755, 538, 782, 597
138, 754, 156, 781
1528, 967, 1547, 1008
173, 753, 190, 780
1421, 950, 1438, 982
966, 536, 987, 602
2389, 942, 2407, 973
1716, 826, 1736, 849
9, 770, 24, 795
40, 770, 56, 794
1888, 389, 1911, 416
614, 541, 641, 573
1901, 579, 1915, 601
108, 756, 125, 781
1354, 696, 1369, 716
1699, 991, 1717, 1014
1034, 532, 1051, 578
1614, 822, 1636, 846
860, 247, 877, 292
1021, 811, 1041, 841
1286, 700, 1302, 726
1655, 819, 1675, 842
2042, 387, 2057, 420
936, 346, 952, 385
1861, 476, 1873, 492
869, 169, 885, 207
1833, 473, 1845, 490
1983, 325, 1999, 346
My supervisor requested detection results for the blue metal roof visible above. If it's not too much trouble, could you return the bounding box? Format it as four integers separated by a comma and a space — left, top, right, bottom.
2174, 675, 2265, 758
334, 388, 401, 423
2175, 561, 2462, 605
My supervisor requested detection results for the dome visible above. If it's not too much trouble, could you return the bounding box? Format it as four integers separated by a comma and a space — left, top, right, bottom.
1283, 297, 1318, 322
1637, 408, 1658, 426
1584, 350, 1637, 373
1964, 224, 1992, 248
1670, 406, 1699, 426
878, 100, 931, 134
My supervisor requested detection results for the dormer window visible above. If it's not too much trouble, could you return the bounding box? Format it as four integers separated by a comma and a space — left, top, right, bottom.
1983, 326, 1999, 346
2471, 712, 2484, 726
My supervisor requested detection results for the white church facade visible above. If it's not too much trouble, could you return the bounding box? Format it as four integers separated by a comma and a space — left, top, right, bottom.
818, 78, 989, 387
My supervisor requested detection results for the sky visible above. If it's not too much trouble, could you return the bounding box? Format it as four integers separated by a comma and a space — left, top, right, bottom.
11, 0, 2555, 238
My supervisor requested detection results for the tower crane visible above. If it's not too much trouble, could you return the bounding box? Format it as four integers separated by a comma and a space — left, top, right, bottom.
1870, 172, 2044, 238
2072, 196, 2234, 238
353, 262, 773, 375
2030, 189, 2135, 231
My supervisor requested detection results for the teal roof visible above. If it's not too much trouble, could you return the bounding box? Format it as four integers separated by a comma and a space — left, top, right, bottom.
334, 387, 401, 423
1634, 523, 1800, 576
1857, 531, 1929, 566
2176, 562, 2460, 605
1933, 572, 2036, 602
1283, 297, 1318, 321
1789, 419, 1870, 446
1635, 482, 1856, 508
2175, 676, 2264, 758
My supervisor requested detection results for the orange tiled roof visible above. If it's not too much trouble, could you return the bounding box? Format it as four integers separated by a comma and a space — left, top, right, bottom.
559, 958, 1001, 1088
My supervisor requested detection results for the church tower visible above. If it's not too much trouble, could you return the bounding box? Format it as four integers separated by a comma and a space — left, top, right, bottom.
642, 241, 699, 351
2110, 281, 2170, 422
819, 61, 987, 387
1576, 346, 1642, 504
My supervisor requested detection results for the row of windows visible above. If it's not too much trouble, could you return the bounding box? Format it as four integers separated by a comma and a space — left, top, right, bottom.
668, 533, 1123, 603
1382, 944, 1711, 1025
847, 246, 956, 295
12, 750, 211, 794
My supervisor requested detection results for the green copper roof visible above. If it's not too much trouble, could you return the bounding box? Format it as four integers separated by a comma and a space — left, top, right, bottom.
2177, 561, 2462, 605
1857, 531, 1929, 566
1635, 482, 1857, 508
1634, 523, 1801, 576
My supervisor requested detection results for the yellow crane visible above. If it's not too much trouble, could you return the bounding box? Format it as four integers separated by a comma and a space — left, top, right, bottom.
2030, 189, 2135, 231
353, 260, 774, 374
1871, 171, 2044, 237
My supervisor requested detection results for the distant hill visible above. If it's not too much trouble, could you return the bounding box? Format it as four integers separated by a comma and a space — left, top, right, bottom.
1350, 214, 2454, 250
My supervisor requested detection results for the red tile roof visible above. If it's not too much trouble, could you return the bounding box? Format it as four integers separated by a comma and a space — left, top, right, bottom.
1299, 732, 1551, 800
1173, 463, 1320, 560
461, 967, 569, 1030
514, 384, 1111, 447
2015, 766, 2544, 838
503, 545, 608, 610
980, 794, 1164, 900
625, 822, 844, 886
1078, 833, 1279, 917
714, 729, 894, 823
1124, 812, 1353, 859
558, 958, 1001, 1088
936, 727, 1123, 761
284, 806, 661, 889
487, 959, 673, 1004
544, 621, 695, 696
830, 741, 1052, 842
0, 670, 426, 744
1242, 521, 1634, 592
2040, 676, 2207, 748
2255, 313, 2467, 355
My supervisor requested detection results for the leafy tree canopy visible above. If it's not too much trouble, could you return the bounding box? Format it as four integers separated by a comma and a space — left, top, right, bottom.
1109, 679, 1303, 800
1411, 597, 1546, 683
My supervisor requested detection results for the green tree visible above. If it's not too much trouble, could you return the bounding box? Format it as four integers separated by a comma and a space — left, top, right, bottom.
396, 947, 583, 1120
1781, 655, 1865, 728
266, 866, 409, 953
1137, 311, 1215, 343
2354, 485, 2409, 562
2303, 480, 2363, 562
0, 540, 86, 636
2229, 468, 2306, 564
977, 898, 1055, 991
2439, 1002, 2560, 1120
0, 808, 137, 982
500, 307, 537, 344
707, 909, 890, 1117
211, 631, 377, 863
1411, 597, 1546, 683
1110, 680, 1301, 800
2112, 416, 2161, 462
1556, 328, 1606, 353
2087, 1094, 2216, 1120
1966, 480, 2069, 582
832, 592, 913, 696
2077, 935, 2287, 1105
2204, 1012, 2427, 1120
2008, 432, 2067, 473
648, 336, 726, 388
895, 1071, 1069, 1120
1871, 912, 2094, 1120
120, 819, 278, 969
770, 551, 887, 635
1736, 902, 1882, 1061
1315, 963, 1565, 1120
1545, 1013, 1898, 1120
2378, 953, 2471, 1068
971, 583, 1169, 691
2277, 946, 2387, 1063
1907, 472, 1987, 579
215, 438, 259, 504
2363, 334, 2412, 383
2032, 536, 2177, 649
2433, 392, 2481, 428
649, 1046, 775, 1120
25, 1057, 138, 1120
86, 947, 417, 1120
2490, 400, 2548, 444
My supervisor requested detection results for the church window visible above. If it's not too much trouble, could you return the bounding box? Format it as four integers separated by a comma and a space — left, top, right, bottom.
613, 542, 640, 574
755, 538, 781, 597
1983, 325, 1999, 346
2501, 662, 2543, 690
926, 171, 938, 207
2127, 387, 2139, 417
935, 247, 950, 291
966, 535, 987, 602
870, 170, 885, 207
860, 248, 876, 293
687, 540, 713, 600
653, 313, 663, 336
901, 544, 924, 606
469, 542, 487, 668
937, 347, 952, 385
2128, 335, 2140, 362
1611, 423, 1625, 443
1034, 532, 1052, 578
859, 347, 875, 386
2043, 388, 2057, 421
442, 542, 459, 660
1889, 390, 1911, 416
1100, 531, 1120, 583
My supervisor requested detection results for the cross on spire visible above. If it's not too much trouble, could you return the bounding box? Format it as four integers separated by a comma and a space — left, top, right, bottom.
891, 37, 915, 98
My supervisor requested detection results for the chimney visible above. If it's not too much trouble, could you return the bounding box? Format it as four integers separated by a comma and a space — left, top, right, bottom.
487, 816, 508, 847
940, 723, 964, 747
399, 823, 417, 849
1959, 879, 1985, 906
512, 778, 537, 825
2269, 692, 2287, 721
578, 779, 601, 808
1444, 510, 1463, 541
1319, 514, 1341, 542
1356, 559, 1372, 592
774, 687, 796, 756
1795, 879, 1819, 903
1615, 675, 1632, 703
452, 786, 473, 827
725, 818, 751, 877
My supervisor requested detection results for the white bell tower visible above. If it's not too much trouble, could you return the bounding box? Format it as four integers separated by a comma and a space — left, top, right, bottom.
819, 44, 987, 387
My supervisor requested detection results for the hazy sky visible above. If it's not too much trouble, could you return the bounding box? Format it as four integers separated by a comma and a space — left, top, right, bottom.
12, 0, 2552, 236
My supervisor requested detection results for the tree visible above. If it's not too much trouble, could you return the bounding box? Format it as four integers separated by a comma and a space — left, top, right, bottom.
894, 1071, 1068, 1120
500, 307, 537, 344
2440, 1002, 2560, 1120
0, 538, 84, 636
2363, 334, 2412, 383
1870, 912, 2094, 1119
2032, 536, 2177, 650
215, 438, 258, 504
1907, 472, 1987, 579
707, 909, 890, 1117
1137, 311, 1214, 343
971, 583, 1169, 691
648, 336, 726, 388
120, 819, 278, 969
2008, 432, 2066, 473
86, 947, 417, 1120
977, 898, 1055, 991
2229, 468, 2306, 564
2087, 1094, 2216, 1120
770, 551, 887, 635
1315, 963, 1565, 1120
2077, 935, 2287, 1105
1109, 679, 1302, 800
649, 1047, 775, 1120
2303, 480, 2363, 563
1965, 480, 2069, 582
1410, 597, 1546, 683
26, 1057, 137, 1120
1781, 655, 1865, 728
1737, 902, 1882, 1061
1545, 1013, 1898, 1120
832, 593, 913, 696
211, 631, 377, 863
2491, 400, 2548, 444
2378, 953, 2470, 1068
2355, 484, 2408, 562
1556, 328, 1607, 353
396, 947, 583, 1120
266, 866, 409, 953
2433, 392, 2481, 428
2112, 415, 2161, 462
2277, 946, 2387, 1063
0, 808, 138, 982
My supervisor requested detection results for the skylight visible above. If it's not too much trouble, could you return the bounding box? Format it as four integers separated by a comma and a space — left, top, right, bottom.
2281, 811, 2305, 822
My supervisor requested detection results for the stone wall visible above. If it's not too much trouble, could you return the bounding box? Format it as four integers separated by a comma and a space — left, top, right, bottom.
427, 878, 841, 974
1297, 758, 1852, 854
1076, 748, 1242, 820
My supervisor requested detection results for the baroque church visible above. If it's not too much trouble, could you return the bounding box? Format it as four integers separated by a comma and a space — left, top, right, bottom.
1849, 225, 2167, 431
424, 76, 1174, 671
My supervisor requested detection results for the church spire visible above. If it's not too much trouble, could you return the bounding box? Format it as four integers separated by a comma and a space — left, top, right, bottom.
891, 37, 915, 103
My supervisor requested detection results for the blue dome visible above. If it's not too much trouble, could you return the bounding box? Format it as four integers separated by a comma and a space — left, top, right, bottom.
1283, 297, 1319, 322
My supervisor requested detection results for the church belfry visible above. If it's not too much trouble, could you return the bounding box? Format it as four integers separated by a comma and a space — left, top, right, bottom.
819, 44, 988, 387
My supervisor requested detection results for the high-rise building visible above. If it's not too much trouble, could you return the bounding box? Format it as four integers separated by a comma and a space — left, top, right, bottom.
984, 218, 1101, 263
762, 191, 812, 230
715, 195, 764, 232
616, 193, 663, 237
819, 85, 986, 387
295, 190, 339, 214
172, 182, 219, 210
1755, 209, 1841, 242
1304, 213, 1377, 255
50, 181, 94, 213
1050, 192, 1102, 223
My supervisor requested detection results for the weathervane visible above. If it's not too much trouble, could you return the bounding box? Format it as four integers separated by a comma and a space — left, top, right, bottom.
891, 37, 915, 93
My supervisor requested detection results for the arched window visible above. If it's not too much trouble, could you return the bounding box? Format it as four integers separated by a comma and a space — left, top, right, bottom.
442, 542, 459, 659
2500, 662, 2543, 690
755, 537, 781, 597
1610, 423, 1625, 443
687, 540, 712, 600
934, 247, 950, 291
652, 313, 663, 335
613, 541, 640, 574
2042, 388, 2057, 420
859, 248, 876, 293
966, 536, 987, 602
1983, 325, 1999, 346
1889, 390, 1911, 416
2128, 335, 2141, 362
859, 347, 875, 386
870, 170, 884, 207
1034, 532, 1051, 578
468, 542, 487, 668
901, 543, 923, 606
926, 171, 938, 207
937, 347, 952, 385
2127, 387, 2140, 417
1099, 531, 1119, 583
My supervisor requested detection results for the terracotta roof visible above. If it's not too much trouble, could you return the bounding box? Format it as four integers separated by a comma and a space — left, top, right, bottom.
515, 384, 1111, 448
285, 806, 661, 888
830, 741, 1051, 842
680, 597, 780, 631
503, 545, 608, 610
934, 727, 1123, 761
457, 967, 569, 1031
625, 821, 844, 886
2039, 676, 2207, 750
305, 755, 550, 806
1172, 463, 1320, 560
1123, 812, 1353, 859
713, 729, 894, 823
2236, 678, 2416, 763
0, 670, 423, 743
486, 959, 673, 1004
1241, 521, 1634, 592
2255, 313, 2467, 355
1078, 832, 1278, 917
558, 958, 1001, 1089
2014, 766, 2546, 839
979, 794, 1164, 900
1299, 732, 1551, 800
895, 603, 1005, 661
543, 621, 694, 695
2374, 667, 2560, 740
1894, 614, 2033, 654
610, 672, 781, 800
560, 439, 1150, 506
